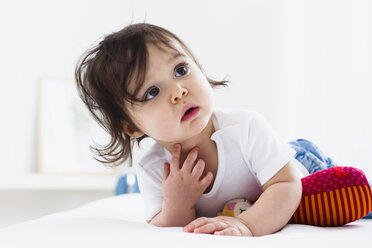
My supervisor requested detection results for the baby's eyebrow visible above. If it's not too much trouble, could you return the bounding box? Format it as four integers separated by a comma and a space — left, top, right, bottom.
168, 52, 186, 62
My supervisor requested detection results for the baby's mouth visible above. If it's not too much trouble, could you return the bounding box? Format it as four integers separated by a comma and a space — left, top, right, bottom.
181, 107, 199, 121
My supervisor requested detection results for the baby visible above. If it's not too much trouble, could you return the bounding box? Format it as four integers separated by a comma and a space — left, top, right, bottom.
75, 23, 310, 236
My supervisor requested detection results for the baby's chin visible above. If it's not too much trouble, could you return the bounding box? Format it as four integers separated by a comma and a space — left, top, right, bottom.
154, 124, 209, 144
152, 107, 214, 141
184, 115, 214, 139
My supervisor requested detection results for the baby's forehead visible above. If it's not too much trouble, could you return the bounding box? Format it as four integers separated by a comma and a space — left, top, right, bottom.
147, 40, 187, 59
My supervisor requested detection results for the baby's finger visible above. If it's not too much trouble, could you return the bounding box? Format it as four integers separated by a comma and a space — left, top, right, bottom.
162, 162, 170, 181
191, 159, 205, 178
182, 147, 199, 173
214, 227, 240, 236
199, 171, 213, 189
183, 217, 210, 232
194, 221, 229, 234
170, 143, 181, 172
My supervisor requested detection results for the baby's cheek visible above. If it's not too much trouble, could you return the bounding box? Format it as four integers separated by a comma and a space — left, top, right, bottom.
150, 121, 179, 141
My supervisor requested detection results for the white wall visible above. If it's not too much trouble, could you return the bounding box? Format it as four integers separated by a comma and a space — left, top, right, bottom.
1, 0, 371, 178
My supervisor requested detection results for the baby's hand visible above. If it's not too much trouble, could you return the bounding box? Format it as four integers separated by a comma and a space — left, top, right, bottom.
162, 143, 213, 212
183, 216, 253, 236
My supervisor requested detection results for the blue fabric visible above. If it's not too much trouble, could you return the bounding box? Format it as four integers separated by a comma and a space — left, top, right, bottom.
289, 138, 339, 174
365, 211, 372, 219
115, 173, 140, 195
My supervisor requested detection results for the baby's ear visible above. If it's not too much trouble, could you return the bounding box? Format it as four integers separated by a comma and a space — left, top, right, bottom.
122, 121, 145, 138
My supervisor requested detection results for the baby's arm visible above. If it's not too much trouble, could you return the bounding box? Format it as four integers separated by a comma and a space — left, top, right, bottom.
148, 144, 213, 227
183, 159, 302, 236
148, 204, 196, 227
237, 159, 302, 236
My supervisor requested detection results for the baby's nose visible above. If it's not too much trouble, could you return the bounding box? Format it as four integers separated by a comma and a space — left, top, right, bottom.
170, 86, 188, 104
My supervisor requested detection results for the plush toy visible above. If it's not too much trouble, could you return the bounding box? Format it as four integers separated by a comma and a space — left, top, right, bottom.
220, 166, 372, 226
219, 198, 252, 217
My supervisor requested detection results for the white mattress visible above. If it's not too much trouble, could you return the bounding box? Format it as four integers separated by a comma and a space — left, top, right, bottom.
0, 194, 371, 248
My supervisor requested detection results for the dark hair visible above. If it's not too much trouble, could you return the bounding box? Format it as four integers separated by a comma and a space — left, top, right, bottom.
75, 23, 229, 167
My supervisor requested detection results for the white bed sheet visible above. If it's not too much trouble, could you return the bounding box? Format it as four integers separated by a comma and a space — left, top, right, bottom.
0, 194, 371, 248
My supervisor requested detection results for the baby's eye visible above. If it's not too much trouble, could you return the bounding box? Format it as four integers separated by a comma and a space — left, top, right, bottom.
144, 86, 160, 100
174, 63, 189, 77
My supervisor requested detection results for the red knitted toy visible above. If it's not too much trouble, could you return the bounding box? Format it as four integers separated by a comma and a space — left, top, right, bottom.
220, 167, 372, 226
290, 166, 372, 226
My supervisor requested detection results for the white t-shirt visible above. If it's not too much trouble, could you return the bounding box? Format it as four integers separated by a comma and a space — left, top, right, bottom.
136, 108, 300, 221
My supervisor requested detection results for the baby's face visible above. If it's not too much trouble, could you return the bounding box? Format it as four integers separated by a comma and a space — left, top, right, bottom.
125, 40, 215, 146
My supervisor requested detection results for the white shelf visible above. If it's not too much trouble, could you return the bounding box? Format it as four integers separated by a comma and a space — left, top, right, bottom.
0, 173, 120, 191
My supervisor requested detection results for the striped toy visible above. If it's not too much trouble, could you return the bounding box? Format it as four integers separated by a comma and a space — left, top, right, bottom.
221, 167, 372, 226
289, 166, 372, 226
